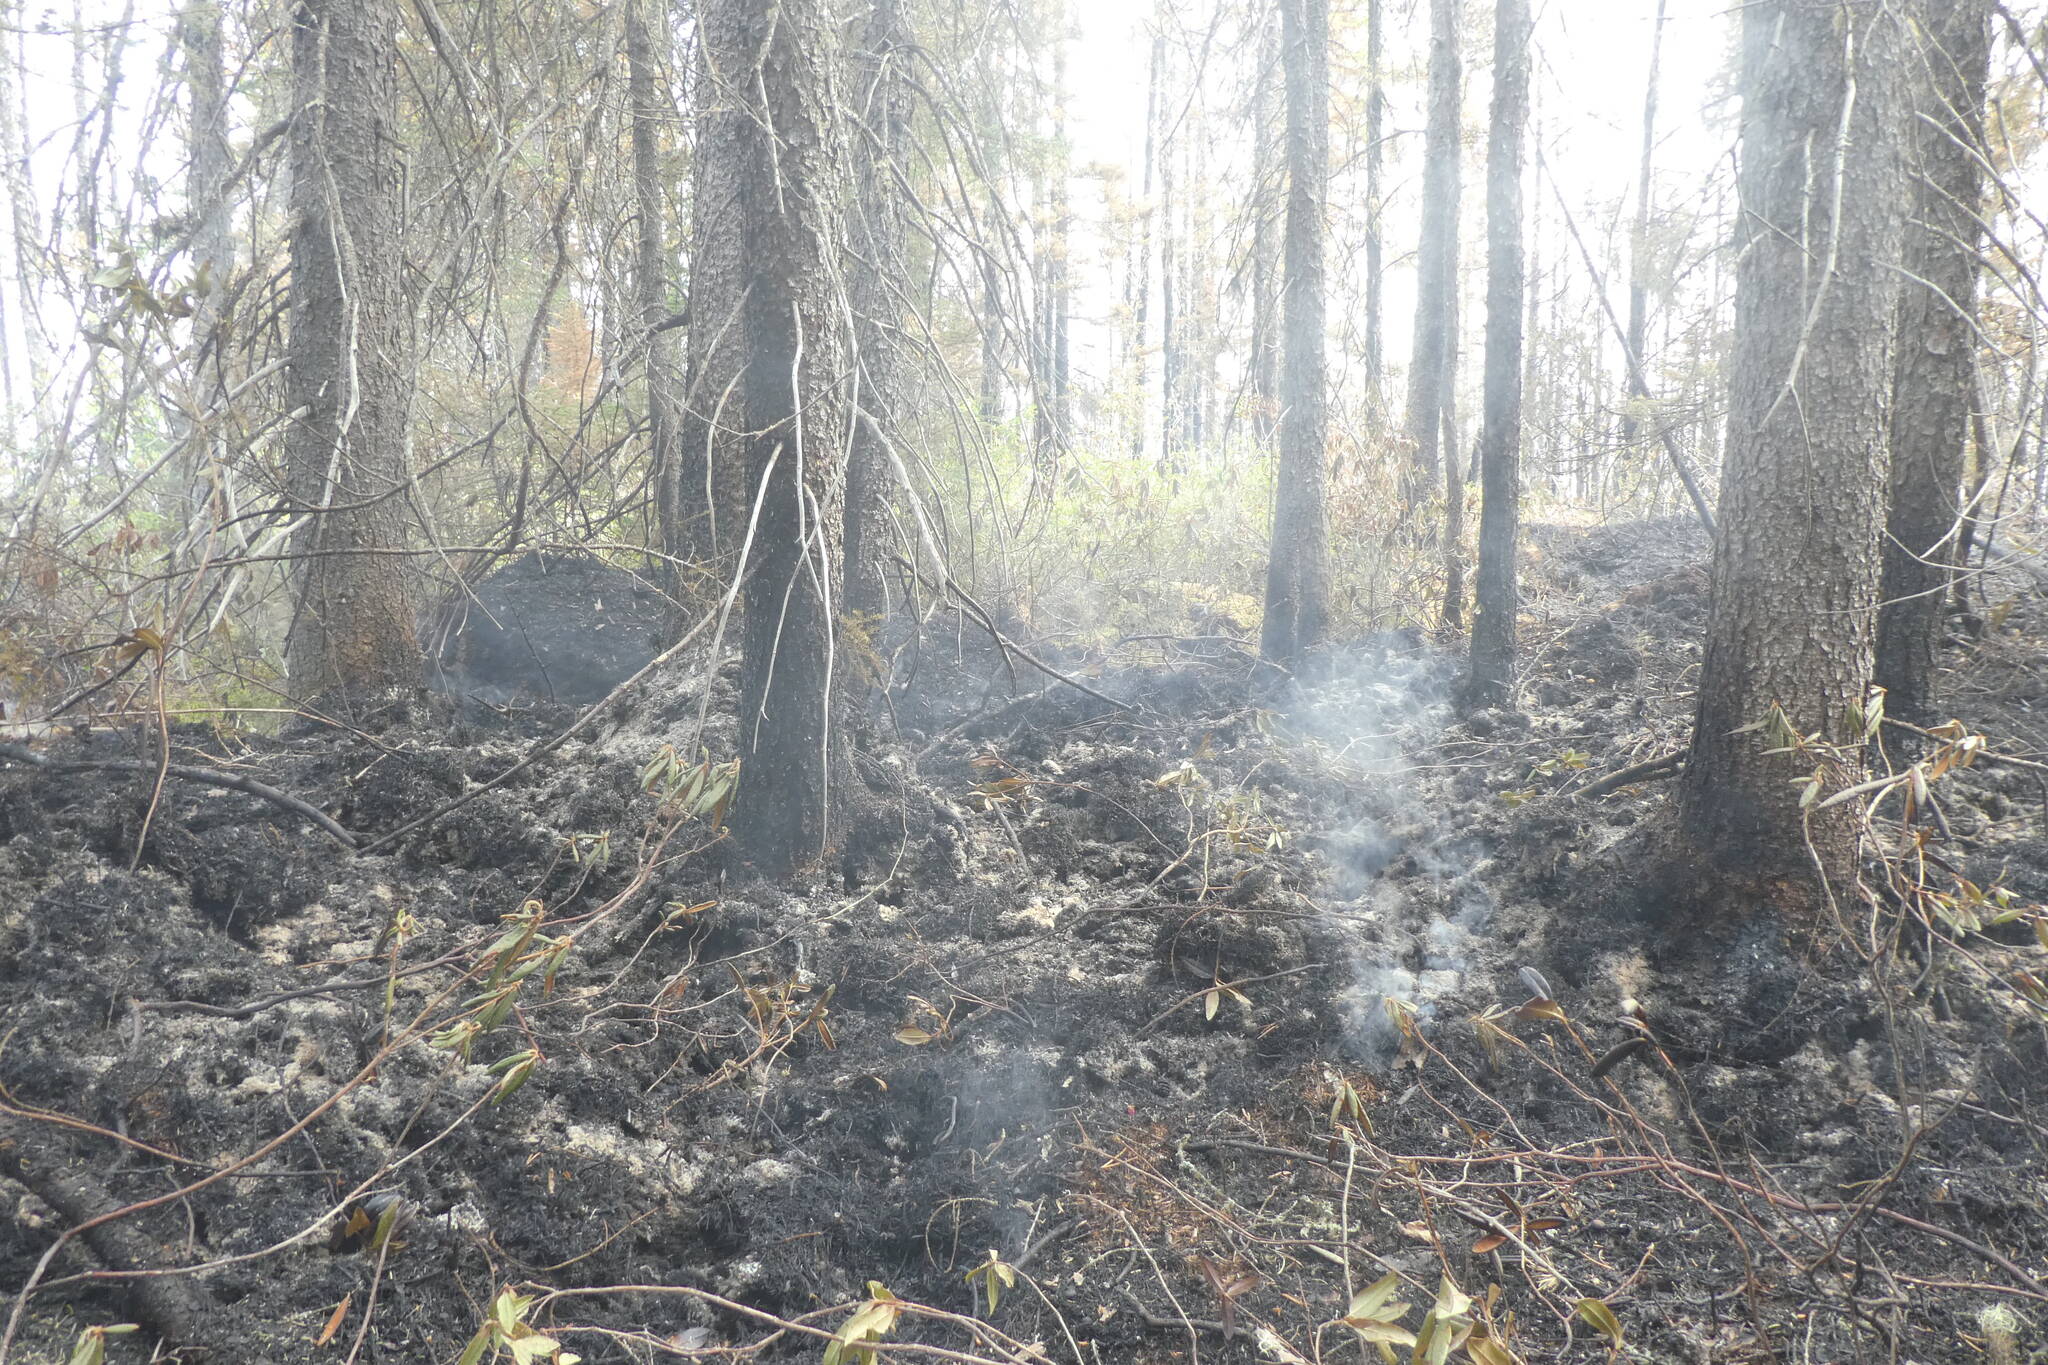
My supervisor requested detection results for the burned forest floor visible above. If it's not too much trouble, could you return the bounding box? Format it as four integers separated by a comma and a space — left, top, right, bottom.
4, 516, 2048, 1365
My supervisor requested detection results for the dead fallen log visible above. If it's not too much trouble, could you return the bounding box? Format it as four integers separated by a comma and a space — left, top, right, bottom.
0, 1112, 217, 1353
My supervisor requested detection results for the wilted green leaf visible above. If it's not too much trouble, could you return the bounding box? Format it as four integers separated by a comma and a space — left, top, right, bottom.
1572, 1297, 1623, 1348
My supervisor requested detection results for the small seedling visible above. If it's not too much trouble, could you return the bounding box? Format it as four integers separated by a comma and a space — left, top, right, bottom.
822, 1282, 901, 1365
964, 1250, 1017, 1314
67, 1324, 139, 1365
456, 1288, 580, 1365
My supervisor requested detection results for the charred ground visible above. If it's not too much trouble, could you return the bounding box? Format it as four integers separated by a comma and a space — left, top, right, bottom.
2, 517, 2045, 1363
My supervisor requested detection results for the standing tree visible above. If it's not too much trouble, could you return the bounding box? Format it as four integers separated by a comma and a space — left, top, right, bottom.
1402, 0, 1460, 510
178, 0, 233, 358
1620, 0, 1666, 448
672, 0, 752, 590
845, 0, 913, 622
1362, 0, 1384, 403
1249, 4, 1280, 446
1128, 33, 1163, 458
1674, 0, 1909, 895
722, 0, 854, 877
1259, 0, 1328, 664
1875, 0, 1993, 723
627, 0, 684, 592
283, 0, 421, 699
1467, 0, 1529, 707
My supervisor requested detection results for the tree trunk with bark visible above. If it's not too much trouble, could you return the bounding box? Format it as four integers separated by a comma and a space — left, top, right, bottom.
283, 0, 420, 700
844, 0, 912, 622
179, 0, 232, 349
1466, 0, 1529, 707
1402, 0, 1459, 509
1621, 0, 1666, 448
1874, 0, 1992, 723
1259, 0, 1327, 665
1249, 4, 1280, 446
1128, 35, 1162, 458
724, 0, 852, 878
672, 0, 753, 591
1674, 0, 1910, 898
627, 0, 684, 593
1363, 0, 1383, 406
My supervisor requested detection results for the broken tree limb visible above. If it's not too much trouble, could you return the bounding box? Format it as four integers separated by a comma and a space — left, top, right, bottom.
0, 1113, 217, 1352
0, 741, 357, 849
1575, 749, 1685, 799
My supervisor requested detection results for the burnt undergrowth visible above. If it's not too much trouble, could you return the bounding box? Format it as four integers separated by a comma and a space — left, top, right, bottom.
1, 517, 2045, 1363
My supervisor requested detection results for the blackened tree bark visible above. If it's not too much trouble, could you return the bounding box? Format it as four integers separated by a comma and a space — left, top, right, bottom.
1874, 0, 1992, 723
1466, 0, 1529, 707
1620, 0, 1666, 448
844, 0, 912, 621
283, 0, 420, 699
672, 0, 752, 589
725, 0, 852, 877
627, 0, 684, 592
1259, 0, 1327, 664
1675, 0, 1909, 897
1402, 0, 1459, 509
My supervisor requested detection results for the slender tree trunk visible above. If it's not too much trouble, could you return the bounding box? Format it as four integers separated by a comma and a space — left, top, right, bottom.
1249, 4, 1280, 446
845, 0, 912, 621
1402, 0, 1460, 509
1046, 31, 1070, 462
1161, 84, 1181, 470
1362, 0, 1383, 407
673, 0, 753, 585
1620, 0, 1666, 447
1467, 0, 1529, 707
180, 0, 232, 354
1441, 324, 1464, 626
283, 0, 420, 700
1129, 35, 1161, 458
725, 0, 852, 878
628, 0, 684, 591
175, 0, 234, 548
979, 200, 1005, 423
1259, 0, 1327, 664
1674, 0, 1910, 899
1874, 0, 1992, 722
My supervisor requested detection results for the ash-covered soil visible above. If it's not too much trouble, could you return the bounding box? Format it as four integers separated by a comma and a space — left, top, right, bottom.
2, 517, 2045, 1364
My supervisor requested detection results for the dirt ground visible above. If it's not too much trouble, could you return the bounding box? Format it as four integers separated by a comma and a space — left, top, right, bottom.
2, 516, 2045, 1364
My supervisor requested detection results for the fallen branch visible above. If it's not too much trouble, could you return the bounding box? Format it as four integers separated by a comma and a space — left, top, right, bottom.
1575, 749, 1685, 800
0, 741, 356, 849
0, 1114, 216, 1351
